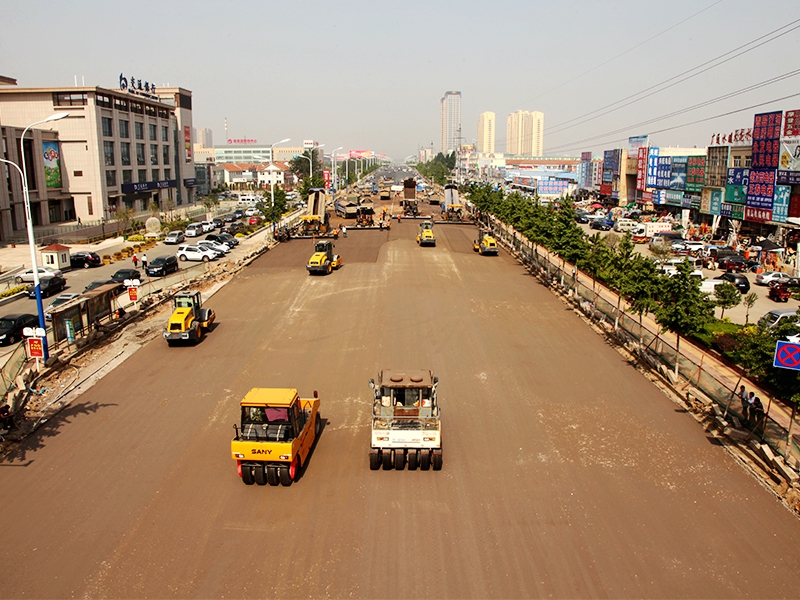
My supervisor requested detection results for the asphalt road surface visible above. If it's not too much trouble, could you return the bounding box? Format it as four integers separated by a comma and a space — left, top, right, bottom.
3, 220, 800, 598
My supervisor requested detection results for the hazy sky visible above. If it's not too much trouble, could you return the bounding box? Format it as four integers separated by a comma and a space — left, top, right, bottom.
4, 0, 800, 160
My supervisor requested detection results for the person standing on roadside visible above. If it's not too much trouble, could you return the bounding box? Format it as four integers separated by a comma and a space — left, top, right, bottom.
746, 391, 756, 422
752, 397, 765, 427
739, 385, 748, 419
132, 253, 139, 269
141, 253, 148, 271
342, 225, 347, 238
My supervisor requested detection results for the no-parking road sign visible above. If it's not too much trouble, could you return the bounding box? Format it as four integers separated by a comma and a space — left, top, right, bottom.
774, 341, 800, 371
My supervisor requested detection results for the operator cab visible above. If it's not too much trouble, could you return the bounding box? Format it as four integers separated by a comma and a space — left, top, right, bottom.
370, 369, 439, 418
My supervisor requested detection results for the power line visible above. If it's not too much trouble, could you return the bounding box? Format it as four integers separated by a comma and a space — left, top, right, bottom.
509, 0, 727, 110
547, 17, 800, 135
545, 68, 800, 153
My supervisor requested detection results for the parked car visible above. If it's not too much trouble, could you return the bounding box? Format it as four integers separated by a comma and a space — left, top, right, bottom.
27, 275, 67, 298
185, 223, 204, 237
164, 231, 185, 245
45, 293, 81, 321
212, 217, 225, 229
222, 222, 244, 235
15, 267, 63, 284
715, 272, 751, 293
248, 215, 263, 226
759, 308, 799, 329
233, 209, 245, 219
755, 271, 793, 286
69, 251, 102, 269
197, 240, 230, 255
217, 232, 239, 246
718, 255, 758, 272
145, 255, 179, 277
589, 218, 613, 231
200, 221, 215, 233
83, 279, 125, 296
111, 268, 141, 282
205, 233, 235, 248
574, 210, 589, 224
0, 313, 39, 345
244, 207, 259, 217
176, 244, 217, 262
223, 213, 237, 223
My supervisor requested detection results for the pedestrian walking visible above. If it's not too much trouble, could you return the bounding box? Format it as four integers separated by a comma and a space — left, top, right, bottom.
739, 385, 748, 418
141, 253, 148, 270
132, 253, 139, 269
342, 225, 347, 238
746, 391, 756, 422
752, 397, 765, 427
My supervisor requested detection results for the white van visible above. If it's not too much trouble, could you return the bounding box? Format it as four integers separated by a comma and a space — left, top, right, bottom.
613, 218, 639, 233
237, 195, 260, 207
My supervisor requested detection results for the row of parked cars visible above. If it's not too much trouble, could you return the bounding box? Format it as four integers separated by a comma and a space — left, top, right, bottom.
164, 209, 263, 245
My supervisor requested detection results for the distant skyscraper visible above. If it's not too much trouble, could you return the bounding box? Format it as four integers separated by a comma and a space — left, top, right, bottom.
506, 110, 544, 156
477, 111, 495, 154
197, 128, 213, 149
440, 91, 461, 154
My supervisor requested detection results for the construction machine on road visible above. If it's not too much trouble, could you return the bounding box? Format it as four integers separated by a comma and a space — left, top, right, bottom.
163, 290, 215, 346
307, 240, 342, 275
473, 229, 499, 255
231, 388, 321, 487
416, 220, 436, 246
369, 369, 442, 471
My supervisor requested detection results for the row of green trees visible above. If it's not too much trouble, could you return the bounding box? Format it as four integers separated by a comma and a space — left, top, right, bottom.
466, 183, 800, 403
416, 152, 456, 185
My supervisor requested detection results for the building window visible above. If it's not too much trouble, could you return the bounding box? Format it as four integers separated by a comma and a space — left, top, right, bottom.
101, 117, 113, 137
103, 141, 115, 166
87, 197, 93, 216
149, 124, 157, 141
152, 169, 160, 181
73, 170, 83, 177
130, 101, 144, 115
114, 96, 129, 112
96, 94, 112, 108
134, 122, 144, 140
158, 107, 169, 119
145, 104, 157, 117
162, 145, 170, 165
53, 92, 87, 106
136, 143, 145, 166
138, 169, 147, 183
733, 156, 741, 167
164, 168, 171, 180
121, 142, 131, 166
119, 119, 129, 138
122, 169, 132, 184
162, 125, 169, 142
745, 155, 752, 167
106, 170, 117, 187
150, 144, 158, 165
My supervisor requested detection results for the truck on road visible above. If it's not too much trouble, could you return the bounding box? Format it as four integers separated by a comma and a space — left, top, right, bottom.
631, 221, 673, 243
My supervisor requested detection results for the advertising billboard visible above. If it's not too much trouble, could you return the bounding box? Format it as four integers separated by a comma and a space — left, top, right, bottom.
42, 141, 62, 188
628, 135, 649, 152
646, 147, 659, 187
636, 147, 647, 191
184, 126, 192, 162
669, 156, 687, 191
751, 110, 782, 169
773, 185, 791, 223
783, 109, 800, 137
685, 156, 706, 193
656, 156, 672, 188
746, 168, 776, 210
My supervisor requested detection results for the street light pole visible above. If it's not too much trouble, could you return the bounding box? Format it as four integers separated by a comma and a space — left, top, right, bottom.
18, 112, 70, 361
330, 146, 343, 197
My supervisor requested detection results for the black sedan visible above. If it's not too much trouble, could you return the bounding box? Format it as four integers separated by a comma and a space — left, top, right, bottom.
212, 217, 225, 228
27, 275, 67, 298
223, 213, 237, 223
715, 272, 751, 293
589, 218, 613, 231
83, 279, 126, 296
575, 210, 589, 224
0, 313, 39, 345
69, 251, 102, 269
111, 269, 141, 282
718, 256, 758, 272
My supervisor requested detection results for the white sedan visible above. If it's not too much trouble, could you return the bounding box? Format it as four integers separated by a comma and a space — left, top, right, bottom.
176, 244, 217, 263
755, 271, 792, 286
244, 207, 259, 217
197, 240, 229, 257
15, 267, 63, 283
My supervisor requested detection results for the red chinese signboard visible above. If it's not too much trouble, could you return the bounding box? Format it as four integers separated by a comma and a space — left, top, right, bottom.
744, 206, 773, 223
27, 337, 43, 359
322, 169, 331, 190
636, 147, 647, 191
784, 110, 800, 137
128, 287, 138, 301
599, 183, 612, 196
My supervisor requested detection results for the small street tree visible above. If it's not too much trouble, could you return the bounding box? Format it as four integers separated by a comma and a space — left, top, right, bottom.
620, 254, 660, 345
742, 291, 758, 324
714, 282, 741, 319
654, 260, 715, 378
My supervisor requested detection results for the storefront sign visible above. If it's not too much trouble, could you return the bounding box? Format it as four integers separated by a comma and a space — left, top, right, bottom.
784, 110, 800, 137
119, 73, 158, 99
121, 179, 177, 193
646, 147, 659, 187
709, 129, 752, 146
777, 170, 800, 185
27, 337, 43, 359
183, 178, 196, 187
710, 189, 723, 215
665, 190, 683, 206
656, 156, 672, 188
720, 202, 745, 220
745, 206, 773, 223
636, 147, 647, 191
773, 185, 791, 223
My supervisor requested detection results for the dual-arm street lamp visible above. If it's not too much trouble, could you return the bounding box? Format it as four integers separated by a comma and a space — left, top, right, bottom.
293, 144, 324, 184
330, 147, 343, 196
255, 138, 290, 235
6, 112, 70, 361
